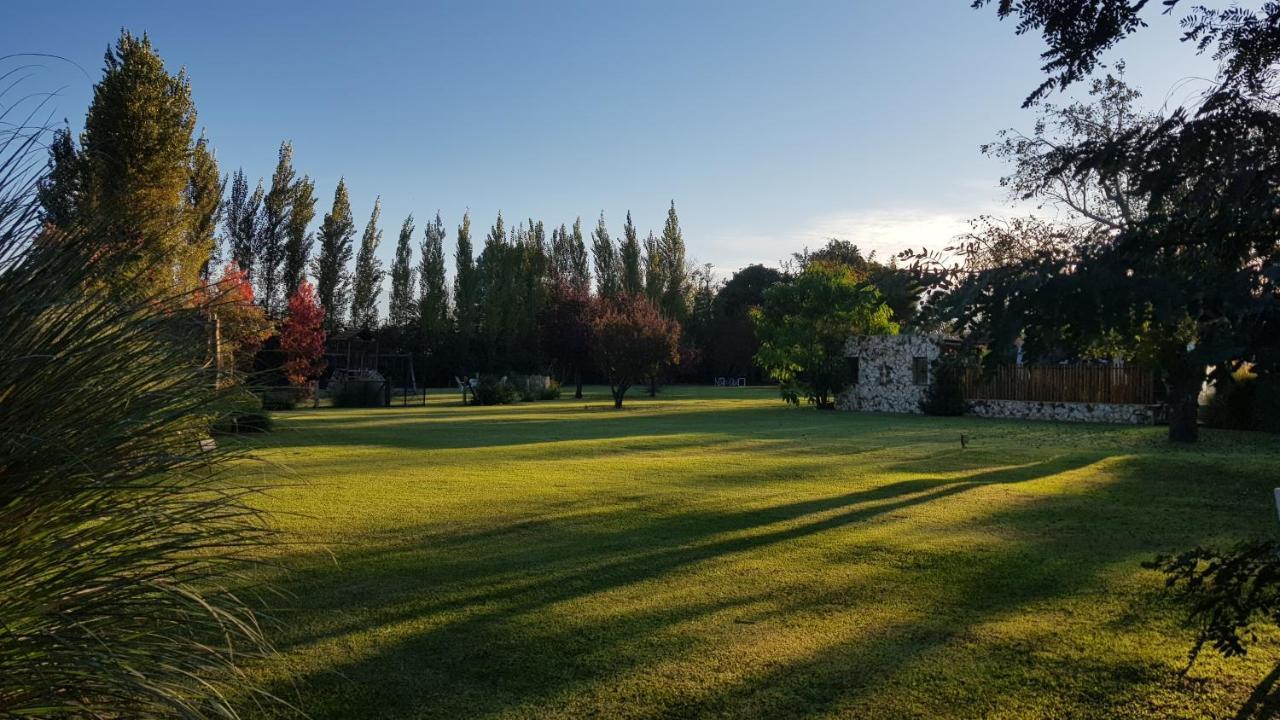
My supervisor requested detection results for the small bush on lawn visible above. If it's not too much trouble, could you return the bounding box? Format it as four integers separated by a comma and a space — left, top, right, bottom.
472, 376, 516, 405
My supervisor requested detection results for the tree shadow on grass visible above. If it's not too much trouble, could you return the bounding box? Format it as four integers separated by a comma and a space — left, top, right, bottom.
246, 455, 1185, 718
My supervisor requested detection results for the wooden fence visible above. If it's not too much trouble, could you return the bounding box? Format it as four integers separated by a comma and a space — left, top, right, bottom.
961, 365, 1156, 405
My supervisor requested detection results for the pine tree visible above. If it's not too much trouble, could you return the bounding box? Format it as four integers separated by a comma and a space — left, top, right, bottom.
258, 141, 296, 315
312, 179, 355, 334
643, 229, 664, 302
453, 211, 479, 367
417, 211, 449, 338
186, 133, 223, 281
659, 201, 688, 319
79, 31, 203, 293
569, 217, 591, 297
388, 214, 416, 327
592, 211, 620, 301
283, 174, 316, 299
619, 210, 643, 295
350, 197, 384, 331
37, 127, 81, 230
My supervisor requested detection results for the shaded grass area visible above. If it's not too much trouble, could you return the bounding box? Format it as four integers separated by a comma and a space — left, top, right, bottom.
236, 386, 1280, 719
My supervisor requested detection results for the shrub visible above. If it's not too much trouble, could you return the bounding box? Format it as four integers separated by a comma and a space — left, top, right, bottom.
1203, 367, 1280, 433
472, 376, 516, 405
214, 386, 275, 433
539, 379, 562, 401
920, 353, 967, 416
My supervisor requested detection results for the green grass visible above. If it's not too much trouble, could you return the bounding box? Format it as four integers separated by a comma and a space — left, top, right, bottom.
237, 386, 1280, 719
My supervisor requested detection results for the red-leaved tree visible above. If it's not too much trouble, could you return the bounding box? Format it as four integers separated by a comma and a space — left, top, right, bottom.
538, 281, 596, 399
280, 281, 327, 387
591, 293, 681, 408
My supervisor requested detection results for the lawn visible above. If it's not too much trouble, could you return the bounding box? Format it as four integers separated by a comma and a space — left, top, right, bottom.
237, 386, 1280, 719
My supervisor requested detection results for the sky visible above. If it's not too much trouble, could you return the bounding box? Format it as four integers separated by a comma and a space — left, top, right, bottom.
2, 0, 1221, 280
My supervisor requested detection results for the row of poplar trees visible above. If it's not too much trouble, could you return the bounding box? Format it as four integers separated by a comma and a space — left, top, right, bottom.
36, 30, 694, 379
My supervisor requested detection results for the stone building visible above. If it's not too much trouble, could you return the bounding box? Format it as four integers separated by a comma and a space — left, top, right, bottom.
836, 333, 948, 414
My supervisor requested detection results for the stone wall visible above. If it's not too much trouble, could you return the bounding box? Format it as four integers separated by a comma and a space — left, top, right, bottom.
966, 399, 1156, 425
834, 333, 1157, 425
836, 334, 942, 414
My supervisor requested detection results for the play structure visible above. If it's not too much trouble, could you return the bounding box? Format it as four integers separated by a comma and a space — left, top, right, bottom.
324, 332, 424, 407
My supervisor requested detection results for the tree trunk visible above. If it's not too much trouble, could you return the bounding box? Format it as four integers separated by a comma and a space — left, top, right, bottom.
613, 386, 625, 409
574, 367, 583, 400
648, 375, 657, 397
1166, 378, 1201, 443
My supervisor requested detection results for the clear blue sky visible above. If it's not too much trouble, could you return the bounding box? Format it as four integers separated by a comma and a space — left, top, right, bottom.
3, 0, 1217, 277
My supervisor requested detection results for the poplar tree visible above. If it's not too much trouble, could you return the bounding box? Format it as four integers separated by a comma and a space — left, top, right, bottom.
283, 174, 316, 298
258, 141, 296, 314
229, 176, 263, 279
478, 212, 515, 367
659, 201, 688, 319
619, 210, 643, 295
186, 134, 223, 280
313, 179, 355, 334
78, 31, 203, 293
350, 197, 384, 330
591, 212, 619, 301
569, 217, 591, 297
453, 211, 479, 365
549, 223, 571, 287
643, 230, 664, 302
417, 211, 449, 338
388, 214, 417, 327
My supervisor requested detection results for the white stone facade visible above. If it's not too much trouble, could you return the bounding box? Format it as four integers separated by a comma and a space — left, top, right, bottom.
836, 334, 943, 414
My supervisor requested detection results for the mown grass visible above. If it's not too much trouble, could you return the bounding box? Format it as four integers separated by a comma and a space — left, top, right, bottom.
236, 386, 1280, 719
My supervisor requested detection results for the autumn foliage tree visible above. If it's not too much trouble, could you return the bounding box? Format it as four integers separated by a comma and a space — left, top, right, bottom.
280, 281, 327, 387
204, 262, 272, 376
591, 294, 681, 409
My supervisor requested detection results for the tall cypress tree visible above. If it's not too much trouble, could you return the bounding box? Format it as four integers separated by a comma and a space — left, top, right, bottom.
388, 214, 416, 327
282, 174, 316, 298
350, 197, 384, 331
453, 212, 479, 368
186, 134, 223, 281
258, 141, 295, 314
569, 217, 591, 297
659, 201, 688, 319
591, 211, 619, 301
417, 211, 449, 338
79, 31, 203, 293
313, 179, 355, 334
619, 210, 642, 295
